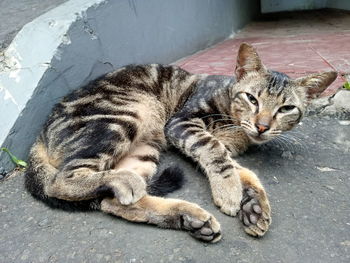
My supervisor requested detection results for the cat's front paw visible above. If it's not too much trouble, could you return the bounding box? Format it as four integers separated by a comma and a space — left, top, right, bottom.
210, 175, 243, 216
238, 187, 271, 237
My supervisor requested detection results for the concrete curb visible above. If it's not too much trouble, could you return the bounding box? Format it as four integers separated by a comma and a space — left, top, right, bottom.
0, 0, 106, 168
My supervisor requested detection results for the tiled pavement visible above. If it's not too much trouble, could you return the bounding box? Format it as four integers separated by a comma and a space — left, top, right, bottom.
176, 9, 350, 96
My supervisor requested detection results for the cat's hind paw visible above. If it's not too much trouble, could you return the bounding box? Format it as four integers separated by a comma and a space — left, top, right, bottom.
182, 213, 222, 243
238, 187, 271, 237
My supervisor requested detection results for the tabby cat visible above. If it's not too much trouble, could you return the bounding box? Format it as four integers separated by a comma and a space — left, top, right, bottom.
25, 43, 337, 242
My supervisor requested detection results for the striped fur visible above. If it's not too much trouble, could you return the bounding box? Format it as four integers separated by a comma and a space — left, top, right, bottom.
25, 43, 337, 242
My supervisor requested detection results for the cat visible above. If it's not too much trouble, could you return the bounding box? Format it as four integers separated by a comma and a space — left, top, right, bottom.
25, 43, 337, 243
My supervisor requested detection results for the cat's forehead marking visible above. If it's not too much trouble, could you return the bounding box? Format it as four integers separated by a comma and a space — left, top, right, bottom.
266, 71, 290, 94
256, 71, 304, 108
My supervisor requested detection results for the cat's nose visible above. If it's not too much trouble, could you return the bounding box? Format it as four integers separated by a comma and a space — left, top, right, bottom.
255, 124, 269, 134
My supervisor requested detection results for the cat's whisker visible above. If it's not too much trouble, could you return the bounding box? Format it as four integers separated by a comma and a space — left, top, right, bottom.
279, 133, 301, 143
280, 134, 300, 144
240, 123, 252, 133
278, 134, 309, 154
269, 130, 282, 136
206, 118, 235, 129
287, 130, 304, 136
200, 113, 234, 120
240, 120, 250, 126
284, 131, 307, 145
240, 121, 255, 131
268, 137, 287, 151
227, 126, 244, 131
270, 134, 282, 137
287, 133, 305, 143
285, 132, 305, 140
277, 136, 296, 152
278, 133, 309, 154
276, 135, 297, 153
211, 124, 242, 134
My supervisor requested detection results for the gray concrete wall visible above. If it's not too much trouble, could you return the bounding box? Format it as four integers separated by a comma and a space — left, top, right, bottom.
0, 0, 260, 169
261, 0, 327, 13
327, 0, 350, 10
262, 0, 350, 13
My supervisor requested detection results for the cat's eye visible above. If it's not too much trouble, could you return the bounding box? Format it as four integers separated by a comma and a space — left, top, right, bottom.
245, 93, 258, 106
278, 105, 296, 113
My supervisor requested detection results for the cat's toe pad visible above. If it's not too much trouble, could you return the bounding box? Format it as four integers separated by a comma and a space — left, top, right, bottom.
181, 214, 222, 243
239, 187, 271, 237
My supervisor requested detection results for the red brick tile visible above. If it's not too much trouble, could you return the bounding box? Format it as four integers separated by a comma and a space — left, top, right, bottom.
175, 13, 349, 96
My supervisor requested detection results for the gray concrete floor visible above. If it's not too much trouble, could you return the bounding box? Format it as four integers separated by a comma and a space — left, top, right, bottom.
1, 115, 350, 263
0, 0, 68, 51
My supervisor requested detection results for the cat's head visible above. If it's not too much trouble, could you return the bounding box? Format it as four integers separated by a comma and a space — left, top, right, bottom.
230, 43, 337, 144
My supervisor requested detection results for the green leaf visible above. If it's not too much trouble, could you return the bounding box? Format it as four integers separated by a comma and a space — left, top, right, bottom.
1, 147, 27, 168
16, 160, 28, 167
344, 82, 350, 90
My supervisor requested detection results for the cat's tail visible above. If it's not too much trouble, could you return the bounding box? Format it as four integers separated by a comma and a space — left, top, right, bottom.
147, 166, 185, 196
25, 136, 103, 211
25, 136, 58, 202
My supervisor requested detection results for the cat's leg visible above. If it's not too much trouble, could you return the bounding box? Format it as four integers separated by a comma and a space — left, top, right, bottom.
45, 139, 164, 205
166, 117, 243, 216
237, 167, 271, 237
213, 130, 272, 236
109, 141, 162, 202
45, 165, 147, 205
100, 195, 222, 243
73, 137, 222, 243
114, 142, 161, 182
212, 128, 250, 156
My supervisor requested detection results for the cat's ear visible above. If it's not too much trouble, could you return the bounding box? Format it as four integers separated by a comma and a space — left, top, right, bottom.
235, 43, 266, 81
295, 71, 337, 99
